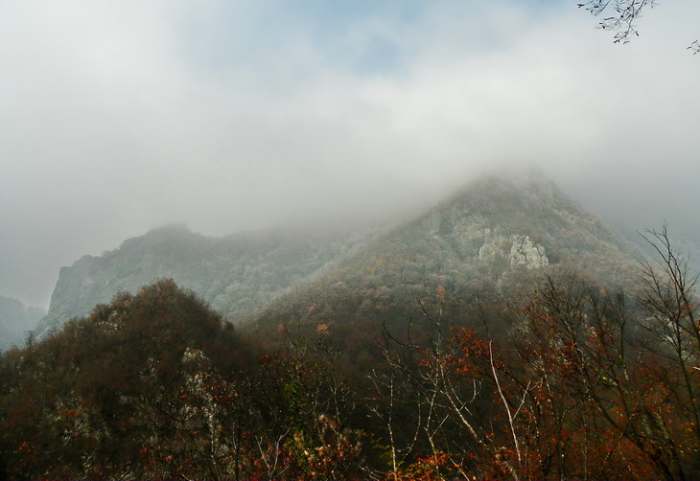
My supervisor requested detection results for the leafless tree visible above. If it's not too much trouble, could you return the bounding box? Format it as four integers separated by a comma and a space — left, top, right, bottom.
639, 226, 700, 444
578, 0, 698, 52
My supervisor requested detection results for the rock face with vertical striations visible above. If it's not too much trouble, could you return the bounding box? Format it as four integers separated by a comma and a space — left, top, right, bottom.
478, 233, 549, 269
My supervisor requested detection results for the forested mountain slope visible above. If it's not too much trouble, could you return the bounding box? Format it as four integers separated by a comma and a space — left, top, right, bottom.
251, 175, 641, 331
36, 225, 369, 337
36, 175, 641, 339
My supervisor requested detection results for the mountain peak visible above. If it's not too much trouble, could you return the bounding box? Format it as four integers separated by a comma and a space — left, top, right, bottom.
251, 174, 640, 330
34, 174, 639, 340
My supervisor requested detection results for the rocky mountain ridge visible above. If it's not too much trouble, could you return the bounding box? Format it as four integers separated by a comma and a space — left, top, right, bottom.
36, 174, 642, 337
35, 224, 371, 337
249, 175, 641, 331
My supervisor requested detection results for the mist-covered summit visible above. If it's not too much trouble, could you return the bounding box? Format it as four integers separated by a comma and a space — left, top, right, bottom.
36, 174, 640, 337
251, 174, 640, 329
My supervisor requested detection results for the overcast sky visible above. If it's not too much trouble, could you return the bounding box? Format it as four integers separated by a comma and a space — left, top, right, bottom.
1, 0, 699, 307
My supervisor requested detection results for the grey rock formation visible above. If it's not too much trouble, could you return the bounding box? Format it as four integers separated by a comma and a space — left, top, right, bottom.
477, 232, 549, 270
509, 235, 549, 269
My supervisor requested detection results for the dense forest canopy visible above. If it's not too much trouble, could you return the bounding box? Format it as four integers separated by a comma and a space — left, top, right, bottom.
2, 228, 699, 480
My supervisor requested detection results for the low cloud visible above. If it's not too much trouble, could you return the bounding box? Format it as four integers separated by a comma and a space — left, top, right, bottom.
1, 0, 699, 306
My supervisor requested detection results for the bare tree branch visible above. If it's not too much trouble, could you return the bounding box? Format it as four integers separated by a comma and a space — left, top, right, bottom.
579, 0, 698, 54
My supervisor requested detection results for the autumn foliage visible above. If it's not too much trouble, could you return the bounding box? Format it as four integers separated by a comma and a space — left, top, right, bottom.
1, 229, 699, 480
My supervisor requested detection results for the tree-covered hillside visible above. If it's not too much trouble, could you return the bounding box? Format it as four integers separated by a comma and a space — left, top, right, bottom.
36, 225, 370, 337
252, 175, 640, 332
3, 237, 699, 480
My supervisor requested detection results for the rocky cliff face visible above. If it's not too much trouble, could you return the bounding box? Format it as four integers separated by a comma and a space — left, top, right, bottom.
0, 296, 45, 350
478, 233, 549, 269
36, 225, 369, 336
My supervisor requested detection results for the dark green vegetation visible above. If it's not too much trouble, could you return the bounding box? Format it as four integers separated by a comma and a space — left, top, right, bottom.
0, 296, 45, 351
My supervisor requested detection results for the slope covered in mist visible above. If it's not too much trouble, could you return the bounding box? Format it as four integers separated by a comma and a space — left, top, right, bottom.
251, 175, 641, 331
0, 296, 45, 350
36, 174, 642, 338
36, 225, 369, 337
